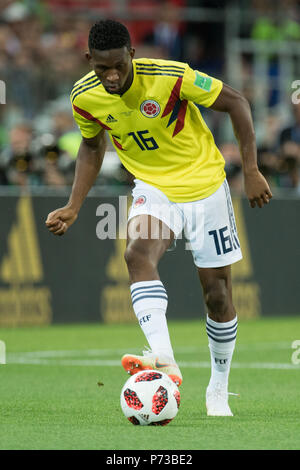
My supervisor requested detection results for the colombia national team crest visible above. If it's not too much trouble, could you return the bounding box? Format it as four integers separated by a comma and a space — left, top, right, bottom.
133, 195, 147, 208
140, 100, 161, 118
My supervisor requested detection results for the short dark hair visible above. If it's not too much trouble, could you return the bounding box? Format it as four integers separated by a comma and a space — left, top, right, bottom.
88, 19, 131, 52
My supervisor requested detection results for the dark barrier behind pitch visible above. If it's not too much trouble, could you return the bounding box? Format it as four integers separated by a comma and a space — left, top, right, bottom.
0, 194, 299, 326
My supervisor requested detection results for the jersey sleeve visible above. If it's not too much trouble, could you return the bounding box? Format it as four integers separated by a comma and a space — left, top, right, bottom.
180, 65, 223, 107
71, 97, 101, 139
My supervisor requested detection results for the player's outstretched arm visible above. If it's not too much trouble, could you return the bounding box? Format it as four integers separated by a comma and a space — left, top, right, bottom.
46, 130, 106, 236
210, 84, 273, 208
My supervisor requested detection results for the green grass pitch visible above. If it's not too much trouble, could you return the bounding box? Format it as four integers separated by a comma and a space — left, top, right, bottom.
0, 316, 299, 450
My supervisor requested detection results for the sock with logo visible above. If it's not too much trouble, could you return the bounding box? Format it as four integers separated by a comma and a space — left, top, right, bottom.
206, 315, 238, 389
130, 280, 174, 360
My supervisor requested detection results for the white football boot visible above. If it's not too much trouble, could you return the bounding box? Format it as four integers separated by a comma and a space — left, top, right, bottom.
121, 349, 182, 386
206, 382, 239, 416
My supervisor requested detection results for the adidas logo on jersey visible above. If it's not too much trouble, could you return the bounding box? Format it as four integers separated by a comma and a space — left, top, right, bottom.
106, 114, 117, 123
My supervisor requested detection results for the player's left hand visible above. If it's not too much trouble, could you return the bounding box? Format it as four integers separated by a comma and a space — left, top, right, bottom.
244, 169, 273, 208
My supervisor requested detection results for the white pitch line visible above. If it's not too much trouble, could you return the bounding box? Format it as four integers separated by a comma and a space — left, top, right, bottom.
6, 357, 300, 370
6, 341, 299, 371
180, 361, 300, 370
7, 348, 129, 359
6, 341, 293, 360
7, 347, 202, 359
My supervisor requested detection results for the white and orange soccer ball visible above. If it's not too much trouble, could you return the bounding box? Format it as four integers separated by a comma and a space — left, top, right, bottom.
120, 370, 180, 426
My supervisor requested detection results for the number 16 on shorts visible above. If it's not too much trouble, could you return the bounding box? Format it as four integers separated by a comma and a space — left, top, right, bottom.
209, 225, 240, 255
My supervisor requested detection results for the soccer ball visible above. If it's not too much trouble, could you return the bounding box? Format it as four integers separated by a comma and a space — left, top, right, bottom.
120, 370, 180, 426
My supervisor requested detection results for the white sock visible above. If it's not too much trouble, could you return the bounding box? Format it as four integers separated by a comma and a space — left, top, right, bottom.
130, 280, 174, 360
206, 315, 238, 389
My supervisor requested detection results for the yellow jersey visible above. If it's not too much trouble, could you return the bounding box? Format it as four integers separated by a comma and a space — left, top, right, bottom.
71, 58, 225, 202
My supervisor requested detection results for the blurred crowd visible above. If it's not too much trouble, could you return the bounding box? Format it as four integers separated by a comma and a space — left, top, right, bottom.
0, 0, 299, 193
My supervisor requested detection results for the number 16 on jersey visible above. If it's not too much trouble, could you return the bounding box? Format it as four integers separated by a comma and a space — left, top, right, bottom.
128, 130, 159, 151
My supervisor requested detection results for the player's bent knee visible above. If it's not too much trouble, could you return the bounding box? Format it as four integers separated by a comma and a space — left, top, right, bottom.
124, 243, 153, 271
204, 282, 230, 318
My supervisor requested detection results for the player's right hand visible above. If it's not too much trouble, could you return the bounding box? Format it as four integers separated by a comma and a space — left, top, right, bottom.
45, 206, 78, 236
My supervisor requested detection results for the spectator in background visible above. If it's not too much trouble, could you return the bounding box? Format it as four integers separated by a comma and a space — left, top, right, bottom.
37, 134, 67, 187
256, 114, 282, 189
138, 0, 184, 61
251, 0, 300, 42
0, 123, 36, 186
0, 118, 78, 187
277, 102, 300, 190
31, 109, 82, 187
152, 6, 183, 61
0, 1, 89, 121
251, 0, 300, 108
279, 102, 300, 147
51, 110, 81, 184
277, 141, 299, 189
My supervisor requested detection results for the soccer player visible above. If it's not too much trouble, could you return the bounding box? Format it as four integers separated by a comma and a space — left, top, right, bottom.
46, 20, 272, 416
